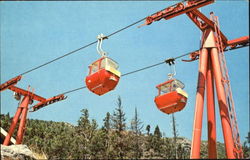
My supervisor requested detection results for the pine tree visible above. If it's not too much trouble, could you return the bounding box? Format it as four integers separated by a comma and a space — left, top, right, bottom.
111, 96, 126, 132
172, 113, 178, 159
102, 112, 112, 158
144, 124, 154, 158
131, 107, 143, 135
130, 107, 144, 158
152, 125, 163, 158
146, 124, 151, 135
154, 125, 162, 138
103, 112, 111, 131
78, 108, 90, 128
111, 96, 127, 159
76, 108, 98, 159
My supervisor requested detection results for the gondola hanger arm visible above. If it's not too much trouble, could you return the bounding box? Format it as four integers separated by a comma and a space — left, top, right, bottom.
97, 33, 108, 57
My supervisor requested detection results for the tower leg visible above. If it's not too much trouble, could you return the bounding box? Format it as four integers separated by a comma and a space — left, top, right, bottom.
3, 100, 23, 145
206, 53, 217, 158
210, 47, 235, 158
16, 96, 30, 144
190, 48, 208, 159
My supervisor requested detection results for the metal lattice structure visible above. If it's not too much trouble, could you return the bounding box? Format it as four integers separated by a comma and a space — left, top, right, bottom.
212, 14, 243, 158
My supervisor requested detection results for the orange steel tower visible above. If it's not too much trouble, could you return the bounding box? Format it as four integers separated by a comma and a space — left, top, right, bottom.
140, 0, 249, 158
0, 76, 66, 146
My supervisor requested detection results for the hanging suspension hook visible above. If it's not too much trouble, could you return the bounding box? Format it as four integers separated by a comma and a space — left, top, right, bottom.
96, 33, 108, 57
165, 58, 176, 79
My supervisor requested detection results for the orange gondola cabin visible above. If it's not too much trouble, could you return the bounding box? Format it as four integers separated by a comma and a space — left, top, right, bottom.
154, 79, 188, 114
85, 56, 121, 96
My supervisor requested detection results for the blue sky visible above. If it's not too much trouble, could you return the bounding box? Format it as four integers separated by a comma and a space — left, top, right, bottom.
1, 1, 249, 144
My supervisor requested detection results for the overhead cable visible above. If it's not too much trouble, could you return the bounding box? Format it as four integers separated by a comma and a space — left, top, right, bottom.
17, 10, 171, 76
59, 86, 87, 95
19, 41, 98, 75
53, 42, 249, 96
57, 49, 197, 96
17, 0, 189, 76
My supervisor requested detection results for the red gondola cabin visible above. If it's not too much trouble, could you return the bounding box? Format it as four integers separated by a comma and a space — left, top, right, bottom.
85, 57, 121, 96
154, 79, 188, 114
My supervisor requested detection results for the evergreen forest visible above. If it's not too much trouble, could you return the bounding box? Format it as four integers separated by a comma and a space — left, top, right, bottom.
1, 96, 249, 159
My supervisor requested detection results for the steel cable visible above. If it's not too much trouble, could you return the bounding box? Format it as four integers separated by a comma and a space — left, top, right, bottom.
17, 0, 189, 76
19, 17, 147, 76
57, 49, 197, 95
19, 41, 98, 75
